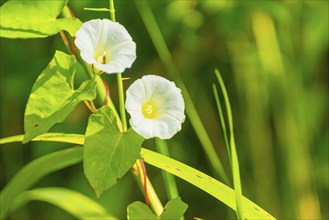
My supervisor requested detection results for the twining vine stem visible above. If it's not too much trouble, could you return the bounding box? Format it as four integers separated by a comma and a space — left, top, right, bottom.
108, 0, 163, 216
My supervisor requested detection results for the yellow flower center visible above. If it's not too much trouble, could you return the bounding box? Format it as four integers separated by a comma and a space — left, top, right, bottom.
96, 51, 107, 64
142, 101, 160, 119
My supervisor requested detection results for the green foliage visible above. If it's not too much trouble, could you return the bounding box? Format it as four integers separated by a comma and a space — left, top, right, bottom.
0, 147, 82, 219
23, 51, 97, 143
1, 133, 275, 219
0, 0, 81, 38
127, 197, 188, 220
84, 106, 144, 198
12, 188, 117, 220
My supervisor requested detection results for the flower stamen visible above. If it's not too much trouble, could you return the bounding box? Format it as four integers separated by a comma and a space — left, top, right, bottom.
97, 51, 107, 64
142, 101, 160, 119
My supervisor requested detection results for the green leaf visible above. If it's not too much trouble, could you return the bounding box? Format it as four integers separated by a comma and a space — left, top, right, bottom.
23, 51, 97, 143
12, 188, 117, 220
160, 197, 188, 220
127, 201, 157, 220
84, 106, 144, 198
0, 147, 82, 219
127, 197, 188, 220
0, 0, 82, 38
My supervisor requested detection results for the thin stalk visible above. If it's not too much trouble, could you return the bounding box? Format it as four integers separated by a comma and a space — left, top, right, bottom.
109, 0, 127, 132
132, 161, 164, 216
109, 0, 163, 215
116, 74, 127, 131
155, 138, 179, 200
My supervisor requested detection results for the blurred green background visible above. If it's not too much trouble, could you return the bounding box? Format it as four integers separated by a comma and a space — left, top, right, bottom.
1, 0, 328, 219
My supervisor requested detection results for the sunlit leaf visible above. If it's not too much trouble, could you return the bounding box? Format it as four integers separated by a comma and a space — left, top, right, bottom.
127, 201, 156, 220
84, 106, 144, 198
0, 0, 81, 38
0, 147, 82, 219
12, 188, 117, 220
23, 51, 97, 143
127, 197, 188, 220
160, 197, 188, 219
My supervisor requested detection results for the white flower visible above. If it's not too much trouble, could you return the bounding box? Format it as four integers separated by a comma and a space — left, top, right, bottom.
75, 19, 136, 74
125, 75, 185, 139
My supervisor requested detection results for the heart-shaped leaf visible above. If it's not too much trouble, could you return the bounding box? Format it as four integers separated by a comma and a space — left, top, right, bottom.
127, 201, 156, 220
23, 50, 97, 143
127, 197, 188, 220
84, 106, 144, 198
0, 0, 81, 38
160, 197, 188, 219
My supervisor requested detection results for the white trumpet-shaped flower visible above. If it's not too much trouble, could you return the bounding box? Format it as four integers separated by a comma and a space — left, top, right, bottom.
125, 75, 185, 139
75, 19, 136, 74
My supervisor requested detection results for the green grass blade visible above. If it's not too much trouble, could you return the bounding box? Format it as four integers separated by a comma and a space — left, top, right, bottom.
140, 148, 275, 220
214, 69, 244, 219
0, 146, 82, 219
155, 138, 179, 200
135, 1, 229, 184
0, 133, 84, 145
212, 84, 232, 165
11, 187, 117, 220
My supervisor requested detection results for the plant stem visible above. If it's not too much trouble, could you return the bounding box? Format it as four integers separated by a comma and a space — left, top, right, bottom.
109, 0, 163, 215
109, 0, 127, 132
132, 162, 164, 216
155, 138, 179, 200
116, 74, 127, 131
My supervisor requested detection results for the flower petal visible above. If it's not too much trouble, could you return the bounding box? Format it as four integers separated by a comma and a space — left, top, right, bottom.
74, 19, 136, 74
125, 75, 185, 139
